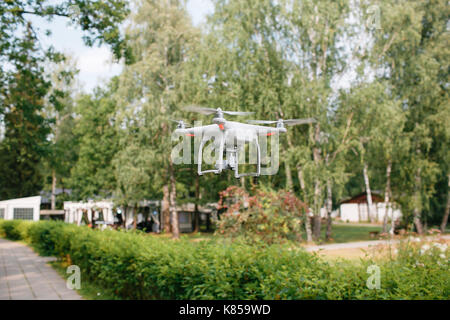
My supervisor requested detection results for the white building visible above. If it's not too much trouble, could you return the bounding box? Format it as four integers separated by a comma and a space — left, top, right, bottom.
307, 207, 339, 219
0, 196, 41, 221
337, 192, 402, 223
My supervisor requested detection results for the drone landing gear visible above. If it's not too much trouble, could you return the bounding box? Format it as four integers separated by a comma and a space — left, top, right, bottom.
229, 141, 261, 179
197, 136, 261, 179
197, 135, 225, 176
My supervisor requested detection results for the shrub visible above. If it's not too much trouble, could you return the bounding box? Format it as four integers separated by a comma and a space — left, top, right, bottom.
216, 186, 307, 244
0, 220, 31, 240
0, 220, 448, 300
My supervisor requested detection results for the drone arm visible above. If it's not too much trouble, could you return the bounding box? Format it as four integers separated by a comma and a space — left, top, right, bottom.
175, 127, 196, 136
255, 127, 283, 136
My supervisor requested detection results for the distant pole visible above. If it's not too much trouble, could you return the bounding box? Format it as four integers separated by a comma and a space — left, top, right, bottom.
363, 162, 374, 222
51, 169, 56, 210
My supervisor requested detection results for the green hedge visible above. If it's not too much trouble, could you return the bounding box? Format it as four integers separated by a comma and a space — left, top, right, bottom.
0, 220, 448, 299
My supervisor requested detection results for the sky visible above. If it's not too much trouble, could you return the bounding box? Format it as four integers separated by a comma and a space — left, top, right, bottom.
31, 0, 214, 93
29, 0, 364, 94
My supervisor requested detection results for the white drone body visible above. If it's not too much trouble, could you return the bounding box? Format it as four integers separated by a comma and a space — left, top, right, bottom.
173, 107, 315, 179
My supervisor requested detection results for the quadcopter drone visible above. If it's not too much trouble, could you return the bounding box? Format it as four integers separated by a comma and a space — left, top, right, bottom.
173, 106, 315, 179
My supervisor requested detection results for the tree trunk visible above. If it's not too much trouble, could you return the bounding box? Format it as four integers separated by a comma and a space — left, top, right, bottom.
363, 162, 374, 222
133, 205, 137, 230
285, 159, 293, 192
82, 209, 89, 226
162, 184, 170, 233
383, 160, 392, 233
325, 178, 333, 241
122, 206, 127, 228
313, 215, 321, 241
312, 123, 322, 241
240, 176, 245, 190
51, 169, 56, 210
313, 178, 322, 241
193, 173, 200, 233
169, 162, 179, 239
389, 209, 395, 236
413, 167, 424, 235
297, 166, 312, 243
440, 174, 450, 233
297, 165, 306, 195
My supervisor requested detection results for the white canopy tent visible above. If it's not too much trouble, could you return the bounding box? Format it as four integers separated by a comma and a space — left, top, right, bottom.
63, 200, 115, 225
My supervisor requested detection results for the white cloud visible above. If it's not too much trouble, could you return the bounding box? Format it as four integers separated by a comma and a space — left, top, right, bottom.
30, 1, 213, 93
187, 0, 214, 26
77, 47, 123, 92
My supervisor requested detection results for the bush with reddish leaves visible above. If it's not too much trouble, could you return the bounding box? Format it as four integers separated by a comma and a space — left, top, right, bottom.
216, 186, 308, 244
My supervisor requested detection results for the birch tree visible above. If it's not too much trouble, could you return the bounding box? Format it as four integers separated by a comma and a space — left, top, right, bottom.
70, 82, 119, 200
114, 0, 200, 238
282, 0, 352, 241
366, 0, 448, 233
43, 56, 80, 209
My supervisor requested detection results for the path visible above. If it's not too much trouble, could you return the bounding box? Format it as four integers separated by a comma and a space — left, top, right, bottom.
0, 238, 82, 300
304, 234, 450, 252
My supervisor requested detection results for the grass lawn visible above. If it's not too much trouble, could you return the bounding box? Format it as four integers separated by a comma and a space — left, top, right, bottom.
148, 223, 448, 244
295, 223, 383, 244
154, 224, 384, 244
321, 224, 383, 243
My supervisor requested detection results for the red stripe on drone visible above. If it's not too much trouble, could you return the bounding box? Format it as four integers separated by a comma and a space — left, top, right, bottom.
218, 124, 225, 130
186, 133, 195, 136
266, 132, 276, 136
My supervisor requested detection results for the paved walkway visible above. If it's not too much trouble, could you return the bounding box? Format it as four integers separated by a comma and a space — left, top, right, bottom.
304, 234, 450, 252
0, 238, 82, 300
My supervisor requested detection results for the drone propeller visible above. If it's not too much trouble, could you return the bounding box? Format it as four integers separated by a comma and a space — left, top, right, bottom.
183, 105, 254, 116
282, 118, 316, 126
170, 119, 191, 128
247, 118, 316, 126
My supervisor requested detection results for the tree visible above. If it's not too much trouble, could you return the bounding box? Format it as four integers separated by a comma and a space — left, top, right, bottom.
344, 81, 403, 225
191, 0, 360, 242
114, 0, 200, 238
113, 140, 155, 228
366, 0, 449, 233
70, 82, 119, 200
281, 0, 353, 241
0, 26, 52, 198
42, 55, 80, 209
0, 0, 130, 199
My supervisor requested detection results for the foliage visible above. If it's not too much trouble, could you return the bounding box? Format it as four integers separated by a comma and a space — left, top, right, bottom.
0, 31, 52, 198
359, 235, 450, 299
41, 55, 80, 202
0, 0, 129, 198
69, 82, 120, 200
0, 220, 31, 240
0, 0, 448, 239
0, 220, 448, 299
113, 0, 200, 198
216, 186, 307, 244
364, 0, 449, 227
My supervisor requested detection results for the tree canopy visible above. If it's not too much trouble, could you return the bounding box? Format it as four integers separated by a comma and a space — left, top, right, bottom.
0, 0, 448, 238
